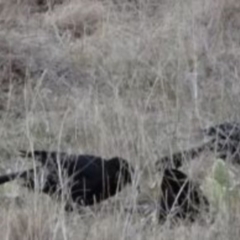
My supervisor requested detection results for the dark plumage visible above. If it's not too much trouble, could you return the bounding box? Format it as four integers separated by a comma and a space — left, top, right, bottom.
156, 141, 214, 170
0, 150, 134, 210
202, 122, 240, 141
202, 122, 240, 162
156, 122, 240, 170
158, 168, 209, 223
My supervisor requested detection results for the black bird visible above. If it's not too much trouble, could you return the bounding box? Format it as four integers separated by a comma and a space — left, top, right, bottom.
201, 121, 240, 163
202, 122, 240, 141
156, 141, 214, 170
156, 122, 240, 170
0, 150, 134, 210
158, 168, 209, 223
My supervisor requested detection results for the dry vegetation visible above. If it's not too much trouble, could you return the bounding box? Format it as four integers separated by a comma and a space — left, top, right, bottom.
1, 0, 240, 239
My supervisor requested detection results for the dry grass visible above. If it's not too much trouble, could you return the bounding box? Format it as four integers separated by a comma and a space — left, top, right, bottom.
0, 0, 240, 239
44, 0, 105, 39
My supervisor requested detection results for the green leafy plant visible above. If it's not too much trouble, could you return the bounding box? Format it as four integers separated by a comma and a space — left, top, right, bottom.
203, 159, 235, 212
